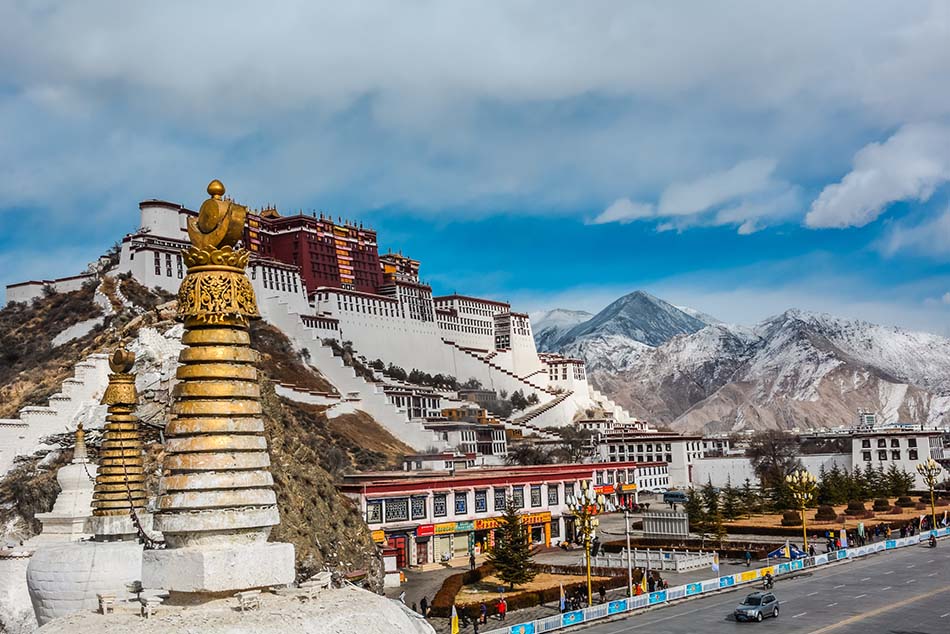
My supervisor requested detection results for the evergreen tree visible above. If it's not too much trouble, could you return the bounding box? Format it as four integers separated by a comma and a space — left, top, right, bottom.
740, 478, 760, 518
721, 476, 742, 520
712, 508, 728, 547
487, 498, 537, 589
683, 488, 709, 545
701, 478, 720, 516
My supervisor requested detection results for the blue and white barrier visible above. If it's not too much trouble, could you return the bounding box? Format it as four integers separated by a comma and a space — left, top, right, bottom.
485, 527, 950, 634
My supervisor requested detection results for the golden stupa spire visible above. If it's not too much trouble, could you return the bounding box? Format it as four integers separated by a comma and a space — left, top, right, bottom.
153, 179, 279, 550
92, 348, 147, 518
73, 422, 88, 464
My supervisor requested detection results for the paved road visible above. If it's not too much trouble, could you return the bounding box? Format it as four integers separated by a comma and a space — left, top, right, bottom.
582, 542, 950, 634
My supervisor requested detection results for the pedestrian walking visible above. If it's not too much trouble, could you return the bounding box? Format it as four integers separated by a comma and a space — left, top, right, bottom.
808, 543, 816, 557
598, 585, 606, 604
745, 549, 752, 567
420, 596, 428, 617
470, 553, 476, 571
648, 576, 656, 593
498, 597, 507, 621
412, 602, 417, 613
480, 602, 487, 624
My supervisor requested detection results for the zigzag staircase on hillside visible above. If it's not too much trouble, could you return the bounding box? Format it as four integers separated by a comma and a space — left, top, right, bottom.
0, 353, 112, 475
441, 339, 555, 395
260, 300, 446, 451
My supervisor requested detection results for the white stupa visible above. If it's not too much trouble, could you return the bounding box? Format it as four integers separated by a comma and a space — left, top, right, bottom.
30, 424, 97, 544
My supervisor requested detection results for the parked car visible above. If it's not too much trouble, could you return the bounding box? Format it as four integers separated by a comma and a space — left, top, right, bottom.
734, 592, 780, 622
662, 491, 688, 505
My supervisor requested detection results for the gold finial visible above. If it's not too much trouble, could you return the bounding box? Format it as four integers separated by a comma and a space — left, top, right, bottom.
109, 348, 135, 374
207, 179, 225, 198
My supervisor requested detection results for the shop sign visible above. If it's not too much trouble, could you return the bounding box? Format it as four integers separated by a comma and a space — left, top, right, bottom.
455, 521, 474, 532
620, 483, 637, 492
474, 518, 499, 530
416, 524, 435, 537
520, 511, 552, 525
473, 511, 551, 531
594, 484, 615, 494
434, 522, 456, 535
370, 530, 386, 543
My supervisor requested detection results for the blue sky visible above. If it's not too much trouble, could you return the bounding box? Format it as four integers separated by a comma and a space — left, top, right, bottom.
2, 3, 950, 333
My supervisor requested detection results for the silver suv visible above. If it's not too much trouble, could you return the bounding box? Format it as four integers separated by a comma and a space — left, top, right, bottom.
734, 591, 780, 622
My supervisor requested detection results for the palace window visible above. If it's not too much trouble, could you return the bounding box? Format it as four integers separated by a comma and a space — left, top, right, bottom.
366, 501, 383, 524
454, 491, 468, 515
908, 439, 917, 447
878, 450, 887, 461
547, 485, 559, 506
862, 439, 870, 448
862, 451, 872, 462
494, 488, 507, 511
433, 494, 448, 518
411, 496, 427, 520
384, 498, 409, 523
530, 485, 542, 508
891, 450, 901, 461
474, 490, 488, 513
512, 486, 525, 509
891, 439, 900, 448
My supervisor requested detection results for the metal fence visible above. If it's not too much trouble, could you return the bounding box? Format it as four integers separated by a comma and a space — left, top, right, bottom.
483, 527, 950, 634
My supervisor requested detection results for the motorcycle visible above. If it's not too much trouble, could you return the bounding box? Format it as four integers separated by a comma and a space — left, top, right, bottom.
762, 575, 774, 590
930, 535, 937, 548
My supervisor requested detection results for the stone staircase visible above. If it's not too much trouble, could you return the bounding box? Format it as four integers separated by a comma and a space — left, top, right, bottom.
259, 300, 447, 451
588, 386, 641, 426
500, 417, 559, 441
442, 339, 555, 396
511, 392, 573, 428
0, 353, 112, 475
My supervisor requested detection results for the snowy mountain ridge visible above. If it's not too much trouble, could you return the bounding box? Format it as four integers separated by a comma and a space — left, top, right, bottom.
535, 292, 950, 432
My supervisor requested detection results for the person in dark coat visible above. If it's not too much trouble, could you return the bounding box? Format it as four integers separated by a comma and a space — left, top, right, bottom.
419, 596, 428, 617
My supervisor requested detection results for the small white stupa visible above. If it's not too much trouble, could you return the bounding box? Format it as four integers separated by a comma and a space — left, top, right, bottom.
30, 424, 98, 544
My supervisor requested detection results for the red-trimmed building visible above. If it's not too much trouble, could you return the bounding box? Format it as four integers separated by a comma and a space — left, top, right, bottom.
338, 461, 667, 569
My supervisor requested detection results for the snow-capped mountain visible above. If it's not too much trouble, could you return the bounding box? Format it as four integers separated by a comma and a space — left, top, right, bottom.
532, 308, 593, 352
536, 293, 950, 433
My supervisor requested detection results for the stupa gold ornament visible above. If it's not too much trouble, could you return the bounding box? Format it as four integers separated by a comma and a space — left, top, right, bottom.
144, 180, 293, 595
92, 348, 147, 518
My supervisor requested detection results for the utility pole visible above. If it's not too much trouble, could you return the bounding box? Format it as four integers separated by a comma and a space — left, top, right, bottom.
625, 509, 633, 598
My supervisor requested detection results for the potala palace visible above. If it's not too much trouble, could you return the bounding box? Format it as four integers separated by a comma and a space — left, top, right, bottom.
2, 195, 642, 474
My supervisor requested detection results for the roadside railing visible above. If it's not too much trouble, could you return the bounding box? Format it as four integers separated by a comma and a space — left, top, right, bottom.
484, 527, 950, 634
591, 548, 716, 573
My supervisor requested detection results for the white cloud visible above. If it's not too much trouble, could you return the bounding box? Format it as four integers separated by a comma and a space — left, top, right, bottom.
589, 198, 654, 224
879, 204, 950, 258
659, 159, 777, 216
806, 123, 950, 229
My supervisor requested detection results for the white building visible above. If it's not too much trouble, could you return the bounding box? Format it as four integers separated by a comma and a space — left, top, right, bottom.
594, 432, 703, 488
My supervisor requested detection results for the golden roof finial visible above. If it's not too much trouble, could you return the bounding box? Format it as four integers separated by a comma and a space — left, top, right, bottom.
108, 348, 135, 374
73, 422, 88, 463
207, 179, 225, 198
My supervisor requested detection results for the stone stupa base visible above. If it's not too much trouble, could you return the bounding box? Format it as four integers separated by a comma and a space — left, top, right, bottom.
142, 542, 294, 595
90, 513, 153, 541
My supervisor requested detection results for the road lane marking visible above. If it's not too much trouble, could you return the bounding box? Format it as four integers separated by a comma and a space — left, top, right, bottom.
907, 579, 917, 583
881, 586, 892, 591
927, 572, 938, 577
853, 594, 867, 599
805, 586, 950, 634
833, 584, 845, 588
907, 564, 916, 568
827, 602, 838, 607
883, 570, 894, 575
860, 577, 870, 581
941, 612, 950, 618
807, 592, 819, 596
793, 612, 807, 618
928, 559, 935, 563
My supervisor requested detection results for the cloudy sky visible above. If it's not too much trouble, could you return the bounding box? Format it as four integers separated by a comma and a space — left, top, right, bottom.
2, 2, 950, 332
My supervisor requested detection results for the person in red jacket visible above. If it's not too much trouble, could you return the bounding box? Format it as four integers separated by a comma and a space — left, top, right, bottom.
497, 597, 507, 620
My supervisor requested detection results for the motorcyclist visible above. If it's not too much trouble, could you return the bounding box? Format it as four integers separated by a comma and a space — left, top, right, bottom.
763, 572, 774, 589
930, 534, 937, 548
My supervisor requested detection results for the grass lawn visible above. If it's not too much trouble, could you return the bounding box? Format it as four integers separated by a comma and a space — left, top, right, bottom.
456, 572, 611, 602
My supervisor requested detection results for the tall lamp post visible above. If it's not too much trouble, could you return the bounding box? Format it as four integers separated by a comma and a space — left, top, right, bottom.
916, 458, 943, 533
785, 469, 817, 553
567, 482, 605, 606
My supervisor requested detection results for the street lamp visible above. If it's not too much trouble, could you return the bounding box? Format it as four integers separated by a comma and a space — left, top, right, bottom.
916, 458, 943, 533
785, 469, 817, 553
567, 481, 605, 607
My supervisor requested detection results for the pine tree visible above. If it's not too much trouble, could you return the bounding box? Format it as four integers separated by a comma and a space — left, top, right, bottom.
487, 498, 537, 589
721, 476, 741, 520
740, 478, 760, 518
684, 488, 709, 545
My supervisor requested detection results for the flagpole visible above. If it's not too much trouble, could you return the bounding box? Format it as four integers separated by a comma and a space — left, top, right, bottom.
625, 509, 633, 599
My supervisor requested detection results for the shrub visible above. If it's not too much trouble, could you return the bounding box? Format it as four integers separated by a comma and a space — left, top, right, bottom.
873, 498, 891, 512
814, 505, 837, 522
844, 501, 866, 516
780, 511, 802, 526
915, 503, 928, 511
429, 564, 495, 617
895, 496, 915, 508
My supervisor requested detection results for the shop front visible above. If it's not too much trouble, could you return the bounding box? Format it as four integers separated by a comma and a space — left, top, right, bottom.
424, 521, 474, 563
474, 511, 552, 548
